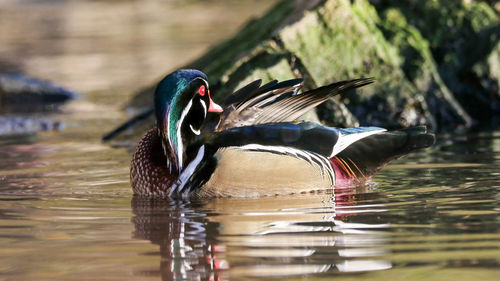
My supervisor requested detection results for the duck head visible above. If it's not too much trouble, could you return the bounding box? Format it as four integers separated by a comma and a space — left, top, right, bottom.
154, 69, 222, 173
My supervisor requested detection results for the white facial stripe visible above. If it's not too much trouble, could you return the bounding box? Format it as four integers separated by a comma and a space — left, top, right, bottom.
199, 78, 209, 88
188, 99, 206, 136
176, 99, 193, 172
189, 124, 201, 135
166, 108, 171, 137
199, 99, 207, 118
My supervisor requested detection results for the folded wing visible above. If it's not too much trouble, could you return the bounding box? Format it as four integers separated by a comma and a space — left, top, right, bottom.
215, 78, 374, 131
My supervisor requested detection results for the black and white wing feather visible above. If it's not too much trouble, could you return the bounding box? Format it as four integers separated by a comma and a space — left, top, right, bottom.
215, 78, 374, 131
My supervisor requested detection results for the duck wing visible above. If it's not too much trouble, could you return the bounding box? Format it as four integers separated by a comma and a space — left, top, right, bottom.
215, 78, 373, 131
205, 122, 385, 158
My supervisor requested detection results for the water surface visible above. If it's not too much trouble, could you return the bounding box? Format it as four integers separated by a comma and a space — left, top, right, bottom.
1, 103, 498, 280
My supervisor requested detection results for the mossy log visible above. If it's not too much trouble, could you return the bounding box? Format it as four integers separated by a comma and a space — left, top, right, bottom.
106, 0, 500, 144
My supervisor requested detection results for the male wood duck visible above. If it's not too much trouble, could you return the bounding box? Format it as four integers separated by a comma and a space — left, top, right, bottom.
131, 69, 435, 198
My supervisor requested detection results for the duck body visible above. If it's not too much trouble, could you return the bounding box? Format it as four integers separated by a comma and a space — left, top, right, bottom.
130, 69, 435, 198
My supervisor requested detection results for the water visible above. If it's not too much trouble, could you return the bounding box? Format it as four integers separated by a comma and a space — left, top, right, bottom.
1, 117, 499, 280
1, 1, 499, 280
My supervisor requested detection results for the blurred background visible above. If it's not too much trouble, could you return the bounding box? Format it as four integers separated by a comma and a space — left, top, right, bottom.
0, 0, 277, 99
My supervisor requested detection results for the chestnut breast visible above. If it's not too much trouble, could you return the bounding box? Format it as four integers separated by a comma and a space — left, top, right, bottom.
130, 129, 175, 197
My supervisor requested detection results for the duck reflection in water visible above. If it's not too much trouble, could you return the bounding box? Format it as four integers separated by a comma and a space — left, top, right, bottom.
131, 188, 392, 280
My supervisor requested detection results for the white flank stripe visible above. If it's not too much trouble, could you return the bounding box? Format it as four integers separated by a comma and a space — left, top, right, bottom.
199, 99, 207, 118
189, 124, 201, 135
330, 129, 386, 157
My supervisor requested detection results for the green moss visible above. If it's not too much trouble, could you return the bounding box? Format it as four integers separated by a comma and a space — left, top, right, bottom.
486, 43, 500, 91
278, 0, 419, 127
217, 46, 296, 99
233, 59, 294, 89
379, 8, 433, 82
473, 41, 500, 99
372, 0, 500, 123
281, 0, 406, 93
374, 0, 499, 67
468, 2, 499, 32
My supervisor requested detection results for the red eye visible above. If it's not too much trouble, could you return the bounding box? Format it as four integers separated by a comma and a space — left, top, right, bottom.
198, 85, 206, 96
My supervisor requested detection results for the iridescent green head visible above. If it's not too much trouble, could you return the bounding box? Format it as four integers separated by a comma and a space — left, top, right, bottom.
154, 69, 222, 173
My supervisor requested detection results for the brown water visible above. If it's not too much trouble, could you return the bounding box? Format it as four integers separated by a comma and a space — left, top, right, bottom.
1, 1, 499, 281
2, 123, 499, 281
